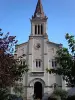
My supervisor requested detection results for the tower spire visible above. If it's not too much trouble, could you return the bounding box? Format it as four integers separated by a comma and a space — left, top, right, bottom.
32, 0, 47, 19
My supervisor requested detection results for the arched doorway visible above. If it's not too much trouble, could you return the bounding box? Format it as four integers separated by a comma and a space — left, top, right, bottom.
34, 82, 42, 99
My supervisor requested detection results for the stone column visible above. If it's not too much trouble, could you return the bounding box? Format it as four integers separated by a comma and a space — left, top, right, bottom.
32, 38, 34, 71
33, 24, 35, 35
40, 24, 41, 35
37, 24, 38, 34
24, 72, 28, 100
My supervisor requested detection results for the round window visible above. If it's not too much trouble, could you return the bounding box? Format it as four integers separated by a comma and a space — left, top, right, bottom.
36, 43, 40, 48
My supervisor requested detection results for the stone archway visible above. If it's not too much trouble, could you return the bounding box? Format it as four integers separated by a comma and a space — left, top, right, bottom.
28, 78, 45, 98
34, 81, 42, 99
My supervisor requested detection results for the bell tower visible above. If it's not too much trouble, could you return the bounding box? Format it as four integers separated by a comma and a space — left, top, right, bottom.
30, 0, 48, 37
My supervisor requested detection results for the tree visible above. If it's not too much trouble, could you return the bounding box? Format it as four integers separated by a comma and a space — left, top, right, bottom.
47, 33, 75, 87
13, 83, 24, 96
0, 28, 28, 88
0, 88, 9, 100
52, 89, 68, 100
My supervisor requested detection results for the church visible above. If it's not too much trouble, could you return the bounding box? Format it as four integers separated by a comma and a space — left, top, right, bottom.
14, 0, 65, 99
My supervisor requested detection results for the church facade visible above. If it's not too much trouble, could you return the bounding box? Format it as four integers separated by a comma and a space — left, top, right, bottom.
14, 0, 65, 99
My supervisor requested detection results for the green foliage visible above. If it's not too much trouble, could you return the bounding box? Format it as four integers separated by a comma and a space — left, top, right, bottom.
67, 95, 75, 100
65, 33, 75, 53
48, 89, 67, 100
48, 93, 61, 100
0, 88, 9, 100
13, 83, 24, 96
8, 94, 23, 100
53, 89, 68, 100
47, 33, 75, 86
48, 96, 57, 100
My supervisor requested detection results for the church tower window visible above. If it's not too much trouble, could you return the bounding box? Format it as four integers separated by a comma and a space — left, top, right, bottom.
41, 24, 43, 34
31, 0, 48, 36
38, 25, 40, 34
35, 25, 37, 34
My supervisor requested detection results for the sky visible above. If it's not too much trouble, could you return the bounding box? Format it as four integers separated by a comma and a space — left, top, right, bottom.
0, 0, 75, 47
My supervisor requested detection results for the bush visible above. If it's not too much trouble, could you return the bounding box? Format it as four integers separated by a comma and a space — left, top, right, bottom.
13, 83, 24, 96
0, 88, 9, 100
66, 95, 75, 100
8, 94, 23, 100
48, 94, 61, 100
48, 96, 57, 100
53, 89, 68, 100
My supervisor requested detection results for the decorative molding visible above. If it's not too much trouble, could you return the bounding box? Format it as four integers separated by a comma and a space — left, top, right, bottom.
14, 53, 17, 55
28, 53, 32, 55
24, 86, 33, 88
31, 71, 44, 73
16, 42, 28, 47
46, 41, 60, 46
44, 53, 47, 55
45, 86, 53, 88
30, 71, 44, 76
22, 54, 26, 56
29, 36, 33, 39
45, 85, 62, 88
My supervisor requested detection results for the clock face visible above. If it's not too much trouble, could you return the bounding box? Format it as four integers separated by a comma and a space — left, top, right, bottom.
34, 43, 41, 50
36, 13, 41, 17
36, 43, 40, 48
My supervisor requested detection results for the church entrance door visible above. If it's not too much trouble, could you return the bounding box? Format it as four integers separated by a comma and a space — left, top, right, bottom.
34, 82, 42, 99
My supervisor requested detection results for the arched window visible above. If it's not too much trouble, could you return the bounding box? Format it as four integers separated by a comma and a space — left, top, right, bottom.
39, 60, 41, 67
38, 25, 40, 34
41, 24, 43, 34
36, 59, 41, 67
35, 25, 37, 34
36, 60, 38, 67
52, 59, 57, 67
